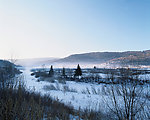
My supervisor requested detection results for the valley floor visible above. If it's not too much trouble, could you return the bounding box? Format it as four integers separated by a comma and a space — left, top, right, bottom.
23, 67, 106, 111
22, 67, 150, 116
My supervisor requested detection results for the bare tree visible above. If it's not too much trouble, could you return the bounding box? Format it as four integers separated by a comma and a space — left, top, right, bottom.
103, 68, 149, 120
9, 52, 18, 64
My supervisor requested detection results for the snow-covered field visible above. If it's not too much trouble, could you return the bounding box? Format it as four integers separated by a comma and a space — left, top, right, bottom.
22, 67, 150, 115
22, 67, 107, 111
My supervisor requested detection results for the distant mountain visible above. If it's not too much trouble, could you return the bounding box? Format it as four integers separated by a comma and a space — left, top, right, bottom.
0, 60, 15, 68
16, 50, 150, 67
55, 52, 122, 63
109, 50, 150, 65
0, 60, 21, 77
54, 50, 150, 66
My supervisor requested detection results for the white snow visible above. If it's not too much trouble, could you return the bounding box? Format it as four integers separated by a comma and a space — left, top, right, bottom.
22, 67, 109, 111
22, 67, 150, 114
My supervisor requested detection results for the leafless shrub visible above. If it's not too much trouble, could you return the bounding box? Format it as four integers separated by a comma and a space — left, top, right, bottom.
0, 80, 75, 120
91, 87, 97, 94
81, 87, 91, 94
55, 82, 60, 90
43, 84, 57, 91
103, 68, 150, 120
58, 78, 66, 84
63, 85, 77, 93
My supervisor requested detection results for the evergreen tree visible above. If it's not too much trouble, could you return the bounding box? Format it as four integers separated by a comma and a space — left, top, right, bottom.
74, 64, 82, 76
62, 67, 66, 77
49, 65, 54, 77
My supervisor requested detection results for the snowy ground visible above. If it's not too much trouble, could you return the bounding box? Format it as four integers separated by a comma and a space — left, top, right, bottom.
22, 67, 150, 114
22, 67, 107, 111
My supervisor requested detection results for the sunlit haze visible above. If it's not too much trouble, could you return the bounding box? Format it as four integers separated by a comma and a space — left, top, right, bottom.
0, 0, 150, 59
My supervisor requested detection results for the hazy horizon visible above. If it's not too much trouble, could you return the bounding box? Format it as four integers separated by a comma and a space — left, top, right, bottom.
15, 49, 150, 60
1, 0, 150, 59
1, 48, 150, 60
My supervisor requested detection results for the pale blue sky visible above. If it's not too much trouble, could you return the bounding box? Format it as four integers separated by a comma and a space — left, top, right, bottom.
0, 0, 150, 59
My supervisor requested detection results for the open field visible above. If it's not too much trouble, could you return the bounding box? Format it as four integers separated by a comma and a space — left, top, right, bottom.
21, 67, 150, 119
